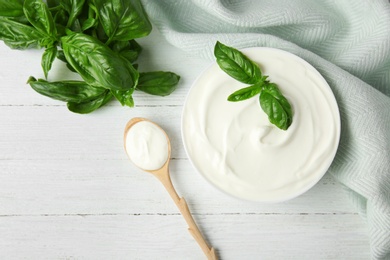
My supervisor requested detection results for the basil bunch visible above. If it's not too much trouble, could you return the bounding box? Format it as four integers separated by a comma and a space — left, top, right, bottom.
0, 0, 180, 113
214, 41, 293, 130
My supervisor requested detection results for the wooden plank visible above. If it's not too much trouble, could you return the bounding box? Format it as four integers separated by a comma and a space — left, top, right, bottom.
0, 106, 183, 160
0, 158, 359, 215
0, 214, 370, 260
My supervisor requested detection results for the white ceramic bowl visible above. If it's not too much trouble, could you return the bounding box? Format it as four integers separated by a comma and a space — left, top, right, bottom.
182, 47, 340, 203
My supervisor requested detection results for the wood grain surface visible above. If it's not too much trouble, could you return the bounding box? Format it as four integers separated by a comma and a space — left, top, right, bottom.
0, 28, 370, 259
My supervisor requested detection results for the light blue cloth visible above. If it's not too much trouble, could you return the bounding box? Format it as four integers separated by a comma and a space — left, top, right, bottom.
140, 0, 390, 259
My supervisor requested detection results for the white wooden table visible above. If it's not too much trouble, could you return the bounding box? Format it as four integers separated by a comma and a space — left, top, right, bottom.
0, 28, 371, 259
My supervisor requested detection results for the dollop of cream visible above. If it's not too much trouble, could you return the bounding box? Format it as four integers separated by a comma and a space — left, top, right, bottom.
126, 121, 168, 171
182, 48, 340, 202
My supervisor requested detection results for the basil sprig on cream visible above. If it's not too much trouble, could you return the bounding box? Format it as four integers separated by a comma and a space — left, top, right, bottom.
214, 41, 293, 130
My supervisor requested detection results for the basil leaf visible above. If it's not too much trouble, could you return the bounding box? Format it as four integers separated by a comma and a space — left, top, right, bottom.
47, 0, 60, 8
56, 49, 67, 62
27, 77, 106, 102
81, 17, 96, 31
41, 46, 57, 78
111, 40, 142, 63
5, 15, 30, 25
83, 2, 98, 30
93, 0, 152, 44
0, 0, 25, 17
114, 40, 142, 53
69, 18, 82, 32
136, 71, 180, 96
67, 90, 113, 114
214, 41, 262, 84
0, 16, 43, 49
56, 49, 66, 62
111, 89, 134, 107
56, 50, 76, 72
227, 83, 263, 102
61, 32, 139, 91
60, 0, 86, 28
23, 0, 57, 41
120, 50, 140, 63
259, 83, 293, 130
52, 8, 68, 28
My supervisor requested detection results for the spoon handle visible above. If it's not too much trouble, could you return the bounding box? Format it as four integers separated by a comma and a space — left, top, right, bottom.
156, 170, 218, 260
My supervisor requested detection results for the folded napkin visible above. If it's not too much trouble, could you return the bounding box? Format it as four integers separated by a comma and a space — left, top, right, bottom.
140, 0, 390, 258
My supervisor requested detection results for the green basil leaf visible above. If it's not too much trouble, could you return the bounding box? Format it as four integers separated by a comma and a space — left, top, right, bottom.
0, 0, 25, 17
0, 0, 29, 25
0, 16, 43, 49
227, 83, 263, 102
60, 0, 86, 28
41, 46, 57, 78
111, 40, 130, 52
136, 71, 180, 96
214, 41, 262, 84
56, 49, 66, 62
111, 89, 134, 107
111, 40, 142, 63
56, 50, 77, 72
47, 0, 60, 8
5, 15, 30, 25
52, 8, 68, 28
23, 0, 57, 40
93, 0, 152, 44
61, 32, 139, 91
28, 77, 107, 103
70, 18, 82, 32
67, 90, 112, 114
39, 36, 58, 48
81, 2, 98, 30
119, 50, 139, 63
129, 39, 142, 53
259, 83, 293, 130
81, 17, 96, 31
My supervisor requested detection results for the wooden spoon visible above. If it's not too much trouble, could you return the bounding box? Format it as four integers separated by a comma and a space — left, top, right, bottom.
124, 117, 218, 260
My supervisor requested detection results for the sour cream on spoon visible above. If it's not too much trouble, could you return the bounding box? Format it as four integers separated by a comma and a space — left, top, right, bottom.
125, 120, 169, 171
124, 118, 218, 259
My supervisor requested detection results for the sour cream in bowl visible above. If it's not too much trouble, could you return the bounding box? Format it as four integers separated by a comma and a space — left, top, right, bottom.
181, 47, 340, 203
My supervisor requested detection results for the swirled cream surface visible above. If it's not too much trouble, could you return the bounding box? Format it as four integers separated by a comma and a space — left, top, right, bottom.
126, 121, 168, 171
182, 48, 340, 202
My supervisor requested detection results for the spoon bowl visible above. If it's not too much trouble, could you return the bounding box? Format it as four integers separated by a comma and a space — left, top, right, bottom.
124, 117, 171, 173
